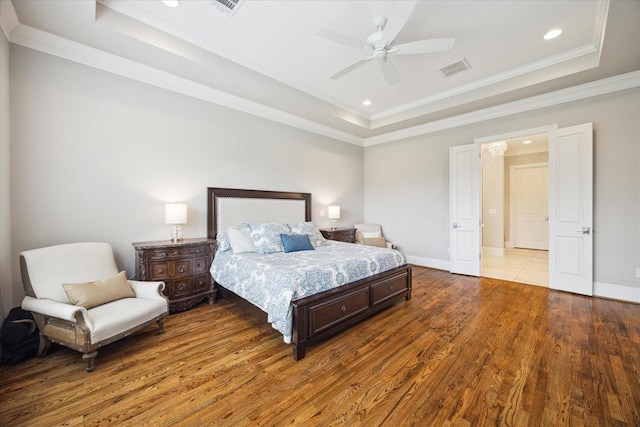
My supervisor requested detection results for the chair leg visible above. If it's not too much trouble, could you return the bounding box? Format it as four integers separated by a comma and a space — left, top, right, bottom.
36, 335, 52, 357
83, 351, 98, 372
157, 317, 166, 334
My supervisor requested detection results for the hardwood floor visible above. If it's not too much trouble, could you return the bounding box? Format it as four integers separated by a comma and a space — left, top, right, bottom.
1, 267, 638, 426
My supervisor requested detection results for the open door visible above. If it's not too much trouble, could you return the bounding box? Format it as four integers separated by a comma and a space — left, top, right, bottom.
549, 123, 593, 295
450, 144, 480, 276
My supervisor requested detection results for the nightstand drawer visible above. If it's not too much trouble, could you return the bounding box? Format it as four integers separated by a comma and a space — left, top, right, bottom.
150, 262, 170, 280
149, 246, 209, 260
192, 274, 209, 293
193, 257, 208, 275
174, 260, 192, 278
169, 278, 192, 298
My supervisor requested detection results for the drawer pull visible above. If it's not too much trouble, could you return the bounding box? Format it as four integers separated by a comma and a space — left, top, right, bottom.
388, 285, 394, 290
177, 283, 186, 291
197, 280, 204, 286
178, 265, 187, 273
341, 305, 347, 312
157, 269, 164, 274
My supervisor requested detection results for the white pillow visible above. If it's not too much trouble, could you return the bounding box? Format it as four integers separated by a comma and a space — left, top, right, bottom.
228, 226, 257, 254
361, 230, 382, 238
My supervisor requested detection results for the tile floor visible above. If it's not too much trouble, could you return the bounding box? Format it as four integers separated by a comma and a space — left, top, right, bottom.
482, 248, 549, 287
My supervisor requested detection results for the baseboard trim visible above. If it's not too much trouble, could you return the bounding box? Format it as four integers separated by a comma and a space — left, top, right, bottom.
593, 281, 640, 304
405, 255, 450, 271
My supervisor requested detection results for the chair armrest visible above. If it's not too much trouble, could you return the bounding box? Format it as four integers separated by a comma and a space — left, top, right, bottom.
22, 295, 89, 323
386, 242, 397, 250
129, 280, 166, 299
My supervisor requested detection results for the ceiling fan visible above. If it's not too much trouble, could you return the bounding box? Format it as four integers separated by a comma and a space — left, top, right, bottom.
317, 11, 455, 86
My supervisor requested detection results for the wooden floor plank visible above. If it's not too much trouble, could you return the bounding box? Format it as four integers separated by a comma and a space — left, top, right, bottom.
1, 267, 639, 426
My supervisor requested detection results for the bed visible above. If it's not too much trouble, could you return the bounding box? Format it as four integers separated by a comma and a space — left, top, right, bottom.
207, 187, 412, 360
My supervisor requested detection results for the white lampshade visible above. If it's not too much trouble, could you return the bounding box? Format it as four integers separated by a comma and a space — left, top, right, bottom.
165, 203, 187, 224
328, 205, 341, 219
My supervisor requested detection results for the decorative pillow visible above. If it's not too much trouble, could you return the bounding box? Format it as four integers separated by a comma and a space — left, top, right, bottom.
288, 222, 326, 247
247, 222, 291, 254
228, 226, 257, 254
280, 234, 314, 253
363, 236, 387, 248
62, 271, 135, 309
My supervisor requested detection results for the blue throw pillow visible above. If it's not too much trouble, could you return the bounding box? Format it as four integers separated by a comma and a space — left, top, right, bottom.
280, 234, 314, 253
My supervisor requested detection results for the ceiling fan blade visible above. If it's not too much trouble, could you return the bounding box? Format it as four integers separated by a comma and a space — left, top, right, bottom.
393, 38, 455, 55
380, 58, 400, 86
330, 56, 372, 80
381, 0, 418, 45
317, 28, 366, 50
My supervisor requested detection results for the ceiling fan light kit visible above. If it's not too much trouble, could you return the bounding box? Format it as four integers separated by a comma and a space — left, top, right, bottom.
318, 11, 455, 85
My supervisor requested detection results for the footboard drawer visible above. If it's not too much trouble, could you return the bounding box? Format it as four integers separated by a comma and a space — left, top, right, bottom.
371, 273, 409, 305
309, 288, 369, 336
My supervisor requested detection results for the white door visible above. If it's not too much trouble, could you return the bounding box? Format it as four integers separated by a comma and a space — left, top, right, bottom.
549, 123, 593, 295
513, 164, 549, 250
450, 144, 480, 276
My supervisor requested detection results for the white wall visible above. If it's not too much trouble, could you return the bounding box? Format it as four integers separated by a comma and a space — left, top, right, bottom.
0, 28, 11, 318
481, 149, 504, 250
7, 45, 364, 308
365, 88, 640, 299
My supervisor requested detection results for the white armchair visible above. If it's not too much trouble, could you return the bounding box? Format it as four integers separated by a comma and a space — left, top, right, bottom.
20, 242, 169, 372
354, 223, 396, 249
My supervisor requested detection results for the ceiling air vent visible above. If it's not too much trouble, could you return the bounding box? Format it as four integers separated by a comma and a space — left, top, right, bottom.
437, 58, 471, 78
210, 0, 244, 16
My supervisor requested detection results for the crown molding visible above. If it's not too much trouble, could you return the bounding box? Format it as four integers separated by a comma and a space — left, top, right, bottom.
364, 70, 640, 147
370, 44, 599, 124
6, 8, 636, 149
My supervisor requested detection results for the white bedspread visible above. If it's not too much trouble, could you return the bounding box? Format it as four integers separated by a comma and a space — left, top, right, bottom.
210, 241, 406, 343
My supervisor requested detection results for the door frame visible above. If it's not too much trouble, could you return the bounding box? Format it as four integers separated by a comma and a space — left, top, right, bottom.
474, 125, 557, 277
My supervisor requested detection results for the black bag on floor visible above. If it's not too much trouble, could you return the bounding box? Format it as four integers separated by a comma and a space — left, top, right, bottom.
1, 307, 40, 365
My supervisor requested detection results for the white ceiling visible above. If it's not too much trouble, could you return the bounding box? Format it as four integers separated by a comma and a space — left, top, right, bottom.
4, 0, 640, 145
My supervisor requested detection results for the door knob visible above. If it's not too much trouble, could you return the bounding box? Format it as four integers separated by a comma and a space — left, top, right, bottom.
574, 226, 591, 235
452, 223, 460, 229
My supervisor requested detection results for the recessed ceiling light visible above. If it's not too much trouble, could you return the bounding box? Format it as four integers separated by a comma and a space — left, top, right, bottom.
523, 140, 532, 144
161, 0, 180, 7
543, 29, 562, 40
362, 100, 372, 106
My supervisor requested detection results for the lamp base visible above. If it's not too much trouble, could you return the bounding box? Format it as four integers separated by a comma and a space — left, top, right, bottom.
170, 225, 184, 243
330, 219, 338, 230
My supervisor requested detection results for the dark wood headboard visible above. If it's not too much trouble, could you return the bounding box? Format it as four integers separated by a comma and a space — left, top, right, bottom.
207, 188, 312, 239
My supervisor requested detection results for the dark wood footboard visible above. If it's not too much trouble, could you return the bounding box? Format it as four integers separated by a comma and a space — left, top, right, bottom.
290, 264, 412, 360
217, 264, 412, 360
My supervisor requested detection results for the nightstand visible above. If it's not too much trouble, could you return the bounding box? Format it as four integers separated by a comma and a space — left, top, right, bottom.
132, 238, 216, 313
319, 227, 356, 243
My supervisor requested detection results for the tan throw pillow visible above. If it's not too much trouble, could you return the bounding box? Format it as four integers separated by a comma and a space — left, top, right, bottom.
363, 236, 387, 248
62, 271, 135, 309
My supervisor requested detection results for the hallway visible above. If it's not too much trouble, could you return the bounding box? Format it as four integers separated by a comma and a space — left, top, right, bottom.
482, 248, 548, 287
